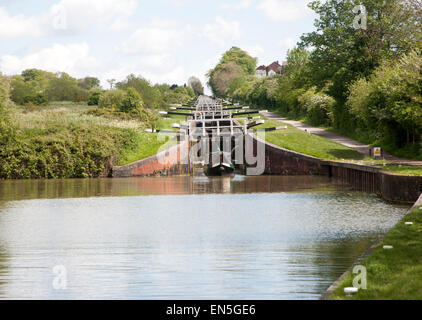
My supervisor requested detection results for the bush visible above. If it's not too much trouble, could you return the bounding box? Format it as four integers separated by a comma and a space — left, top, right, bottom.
121, 88, 143, 113
88, 90, 101, 106
24, 92, 48, 106
98, 90, 125, 111
348, 50, 422, 148
299, 87, 335, 126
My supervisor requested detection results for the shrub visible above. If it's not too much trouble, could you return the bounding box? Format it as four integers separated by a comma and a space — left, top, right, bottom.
88, 90, 101, 106
24, 92, 49, 106
98, 90, 125, 111
299, 87, 335, 126
121, 88, 143, 113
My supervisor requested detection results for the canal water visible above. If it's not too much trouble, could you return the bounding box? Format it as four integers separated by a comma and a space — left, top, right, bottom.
0, 176, 408, 300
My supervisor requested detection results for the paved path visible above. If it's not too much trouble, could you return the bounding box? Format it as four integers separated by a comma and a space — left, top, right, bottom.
262, 111, 422, 165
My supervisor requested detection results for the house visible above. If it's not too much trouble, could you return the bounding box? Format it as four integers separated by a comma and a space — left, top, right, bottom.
255, 61, 287, 78
256, 65, 267, 79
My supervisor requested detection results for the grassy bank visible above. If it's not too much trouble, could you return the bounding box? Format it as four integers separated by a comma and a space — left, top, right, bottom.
329, 203, 422, 300
0, 102, 172, 179
250, 118, 364, 161
243, 112, 422, 175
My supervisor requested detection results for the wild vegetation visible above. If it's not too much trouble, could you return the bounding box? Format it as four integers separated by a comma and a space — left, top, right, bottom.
0, 70, 201, 179
208, 0, 422, 160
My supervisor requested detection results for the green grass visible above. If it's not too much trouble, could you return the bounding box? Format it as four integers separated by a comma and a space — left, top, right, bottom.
156, 114, 187, 131
380, 165, 422, 176
1, 102, 172, 179
330, 206, 422, 300
252, 119, 364, 160
118, 133, 177, 166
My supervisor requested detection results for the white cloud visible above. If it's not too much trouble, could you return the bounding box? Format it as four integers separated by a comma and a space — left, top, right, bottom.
201, 17, 241, 47
0, 8, 43, 39
0, 0, 138, 39
116, 20, 193, 54
241, 45, 264, 58
0, 43, 100, 78
257, 0, 312, 22
220, 0, 254, 10
49, 0, 138, 32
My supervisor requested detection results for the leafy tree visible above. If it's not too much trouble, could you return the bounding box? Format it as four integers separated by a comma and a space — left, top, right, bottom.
207, 47, 257, 97
98, 90, 125, 111
121, 88, 144, 113
220, 47, 257, 75
188, 76, 204, 95
116, 75, 162, 108
78, 77, 100, 90
87, 89, 102, 106
298, 87, 335, 126
348, 49, 422, 148
300, 0, 422, 128
207, 62, 243, 97
47, 72, 81, 102
11, 70, 52, 105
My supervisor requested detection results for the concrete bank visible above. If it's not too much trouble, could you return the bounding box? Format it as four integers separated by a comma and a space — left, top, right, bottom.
112, 142, 189, 178
253, 134, 422, 203
112, 134, 422, 203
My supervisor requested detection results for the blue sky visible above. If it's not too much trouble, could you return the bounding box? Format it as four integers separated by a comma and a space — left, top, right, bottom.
0, 0, 317, 92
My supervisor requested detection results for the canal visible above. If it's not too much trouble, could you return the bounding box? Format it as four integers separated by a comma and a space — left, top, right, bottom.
0, 176, 408, 299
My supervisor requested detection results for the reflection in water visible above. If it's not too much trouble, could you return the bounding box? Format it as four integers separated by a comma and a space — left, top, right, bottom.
0, 176, 408, 299
0, 175, 354, 201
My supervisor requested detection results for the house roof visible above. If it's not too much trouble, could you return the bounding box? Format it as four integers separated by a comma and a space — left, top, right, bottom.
256, 65, 266, 71
266, 61, 282, 73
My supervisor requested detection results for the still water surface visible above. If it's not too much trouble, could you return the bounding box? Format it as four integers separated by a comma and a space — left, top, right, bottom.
0, 175, 408, 299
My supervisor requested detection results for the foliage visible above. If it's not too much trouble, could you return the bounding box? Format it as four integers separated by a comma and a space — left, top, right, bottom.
208, 62, 243, 97
207, 47, 257, 97
0, 73, 14, 144
47, 72, 85, 102
219, 46, 257, 75
11, 74, 49, 105
121, 87, 144, 113
116, 74, 162, 108
188, 76, 204, 95
98, 89, 125, 111
298, 87, 335, 126
348, 50, 422, 149
78, 77, 100, 90
87, 89, 102, 106
0, 102, 169, 179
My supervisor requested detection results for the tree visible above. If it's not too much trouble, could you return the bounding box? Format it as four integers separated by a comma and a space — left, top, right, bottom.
121, 88, 144, 113
207, 47, 257, 97
87, 89, 102, 106
187, 76, 204, 95
300, 0, 422, 128
78, 77, 100, 90
348, 49, 422, 148
107, 79, 116, 90
98, 90, 125, 111
47, 72, 81, 102
11, 69, 52, 105
207, 62, 243, 97
220, 47, 257, 75
116, 74, 162, 108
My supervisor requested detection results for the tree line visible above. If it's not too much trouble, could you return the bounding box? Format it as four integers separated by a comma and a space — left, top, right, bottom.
207, 0, 421, 159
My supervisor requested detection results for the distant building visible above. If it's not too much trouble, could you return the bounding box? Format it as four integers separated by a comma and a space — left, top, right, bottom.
255, 61, 288, 78
256, 65, 267, 79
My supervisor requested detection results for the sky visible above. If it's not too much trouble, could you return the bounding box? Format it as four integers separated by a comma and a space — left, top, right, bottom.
0, 0, 317, 93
